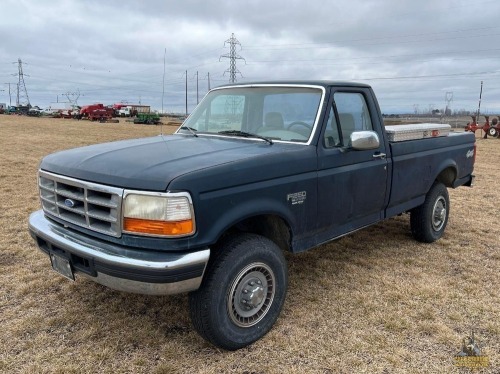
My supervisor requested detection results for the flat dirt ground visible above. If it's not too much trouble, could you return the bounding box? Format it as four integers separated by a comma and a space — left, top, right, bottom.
0, 115, 498, 373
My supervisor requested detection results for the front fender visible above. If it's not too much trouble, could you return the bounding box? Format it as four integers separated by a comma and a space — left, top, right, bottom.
198, 196, 298, 246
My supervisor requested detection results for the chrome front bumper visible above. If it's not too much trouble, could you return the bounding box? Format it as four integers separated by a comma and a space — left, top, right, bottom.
28, 210, 210, 295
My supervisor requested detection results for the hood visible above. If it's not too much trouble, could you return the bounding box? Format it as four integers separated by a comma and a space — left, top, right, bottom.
40, 134, 294, 191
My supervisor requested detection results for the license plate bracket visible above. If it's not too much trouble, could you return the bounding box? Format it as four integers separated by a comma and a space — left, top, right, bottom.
50, 253, 75, 280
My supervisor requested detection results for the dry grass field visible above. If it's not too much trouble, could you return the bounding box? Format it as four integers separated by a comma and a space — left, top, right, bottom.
0, 115, 498, 373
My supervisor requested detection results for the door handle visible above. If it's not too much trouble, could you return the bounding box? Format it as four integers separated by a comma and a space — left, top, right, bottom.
373, 152, 386, 159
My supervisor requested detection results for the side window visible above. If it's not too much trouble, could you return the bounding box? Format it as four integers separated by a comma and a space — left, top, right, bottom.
323, 107, 340, 148
334, 92, 373, 146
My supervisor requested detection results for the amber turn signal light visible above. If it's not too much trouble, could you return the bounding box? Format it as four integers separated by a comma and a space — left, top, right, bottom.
123, 217, 194, 236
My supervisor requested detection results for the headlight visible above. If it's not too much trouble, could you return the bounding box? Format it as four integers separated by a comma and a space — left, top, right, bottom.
123, 191, 195, 237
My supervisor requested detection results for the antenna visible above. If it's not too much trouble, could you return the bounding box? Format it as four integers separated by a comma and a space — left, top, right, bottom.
162, 48, 166, 114
219, 33, 245, 83
476, 81, 483, 120
185, 70, 188, 115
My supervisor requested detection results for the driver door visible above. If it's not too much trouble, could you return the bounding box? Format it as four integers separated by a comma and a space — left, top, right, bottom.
315, 88, 389, 241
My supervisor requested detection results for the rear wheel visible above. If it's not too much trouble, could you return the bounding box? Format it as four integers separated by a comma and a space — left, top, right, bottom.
189, 233, 287, 350
488, 127, 498, 137
410, 182, 449, 243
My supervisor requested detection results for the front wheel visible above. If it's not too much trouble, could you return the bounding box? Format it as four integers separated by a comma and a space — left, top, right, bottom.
410, 182, 450, 243
189, 233, 288, 350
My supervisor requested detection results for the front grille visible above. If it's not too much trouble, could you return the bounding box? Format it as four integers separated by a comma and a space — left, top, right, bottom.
38, 170, 124, 237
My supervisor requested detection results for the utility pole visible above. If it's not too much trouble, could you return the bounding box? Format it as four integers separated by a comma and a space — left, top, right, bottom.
3, 83, 13, 106
207, 72, 211, 91
13, 58, 30, 107
219, 33, 245, 83
185, 70, 188, 115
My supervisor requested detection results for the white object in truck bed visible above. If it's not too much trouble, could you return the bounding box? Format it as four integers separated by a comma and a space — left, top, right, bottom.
384, 123, 451, 142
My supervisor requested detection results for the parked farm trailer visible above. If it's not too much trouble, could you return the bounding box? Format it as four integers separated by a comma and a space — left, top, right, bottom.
74, 104, 116, 122
133, 112, 161, 125
88, 108, 117, 122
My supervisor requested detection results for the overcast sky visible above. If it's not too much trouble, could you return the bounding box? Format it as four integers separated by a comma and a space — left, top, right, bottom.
1, 0, 500, 114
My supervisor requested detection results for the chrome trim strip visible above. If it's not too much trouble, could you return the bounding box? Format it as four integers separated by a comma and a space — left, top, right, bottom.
175, 84, 327, 146
38, 170, 124, 237
83, 272, 204, 295
29, 210, 210, 295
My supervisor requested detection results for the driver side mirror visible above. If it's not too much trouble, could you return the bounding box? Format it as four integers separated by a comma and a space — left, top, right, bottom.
350, 131, 380, 150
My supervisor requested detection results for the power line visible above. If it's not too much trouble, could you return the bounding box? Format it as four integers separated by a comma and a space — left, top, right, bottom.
244, 26, 500, 49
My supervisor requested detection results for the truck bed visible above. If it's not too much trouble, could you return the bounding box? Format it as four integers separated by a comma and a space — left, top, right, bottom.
386, 131, 475, 217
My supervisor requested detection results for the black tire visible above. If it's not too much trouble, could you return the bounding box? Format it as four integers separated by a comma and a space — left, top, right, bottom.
488, 127, 498, 137
189, 233, 288, 350
410, 182, 450, 243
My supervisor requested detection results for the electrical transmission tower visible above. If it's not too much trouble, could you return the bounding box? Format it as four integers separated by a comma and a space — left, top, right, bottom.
219, 33, 245, 83
64, 89, 82, 106
445, 92, 453, 115
13, 58, 30, 107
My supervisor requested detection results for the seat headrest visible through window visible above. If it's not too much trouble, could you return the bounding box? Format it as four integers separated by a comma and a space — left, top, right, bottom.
339, 113, 355, 131
265, 112, 284, 129
339, 113, 356, 145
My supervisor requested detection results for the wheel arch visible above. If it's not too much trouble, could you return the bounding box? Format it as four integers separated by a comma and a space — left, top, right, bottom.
215, 213, 293, 254
435, 164, 457, 188
234, 214, 292, 252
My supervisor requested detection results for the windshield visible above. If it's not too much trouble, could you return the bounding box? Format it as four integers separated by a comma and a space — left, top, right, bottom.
178, 85, 323, 143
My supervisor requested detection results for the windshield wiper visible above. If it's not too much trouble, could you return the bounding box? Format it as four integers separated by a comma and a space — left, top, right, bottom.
217, 130, 273, 145
179, 126, 198, 137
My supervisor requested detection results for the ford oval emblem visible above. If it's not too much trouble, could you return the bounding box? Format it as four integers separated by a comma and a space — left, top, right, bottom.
64, 198, 76, 208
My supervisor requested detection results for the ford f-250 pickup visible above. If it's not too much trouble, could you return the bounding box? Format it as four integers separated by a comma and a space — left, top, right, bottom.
28, 81, 475, 350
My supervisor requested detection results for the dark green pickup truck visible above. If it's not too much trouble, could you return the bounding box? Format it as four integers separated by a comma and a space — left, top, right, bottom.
29, 81, 475, 350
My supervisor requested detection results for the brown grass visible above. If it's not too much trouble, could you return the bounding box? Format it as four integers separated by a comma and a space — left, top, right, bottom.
0, 115, 498, 373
